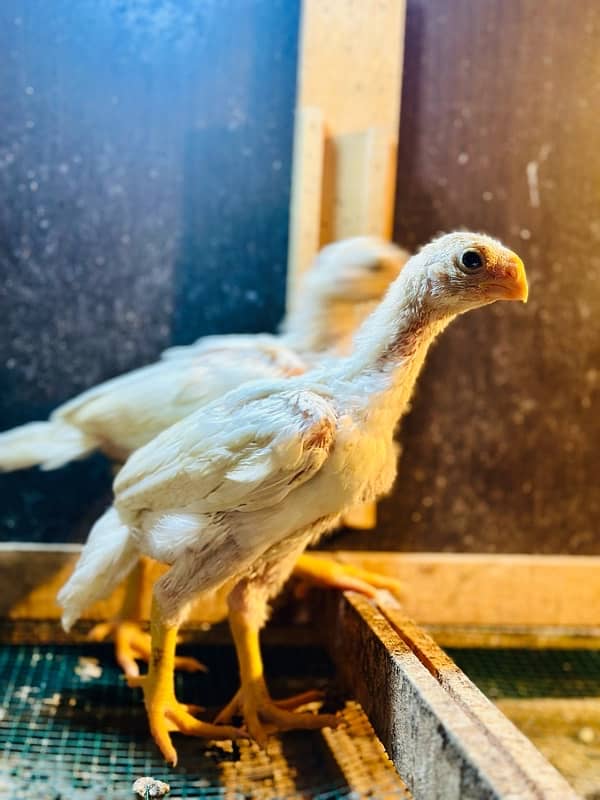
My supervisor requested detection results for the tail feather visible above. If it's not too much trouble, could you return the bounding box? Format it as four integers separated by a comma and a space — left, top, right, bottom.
0, 420, 96, 471
58, 507, 138, 631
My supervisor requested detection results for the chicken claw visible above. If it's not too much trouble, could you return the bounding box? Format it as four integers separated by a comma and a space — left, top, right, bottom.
216, 680, 338, 748
227, 587, 338, 747
128, 672, 243, 765
293, 553, 404, 602
216, 687, 324, 723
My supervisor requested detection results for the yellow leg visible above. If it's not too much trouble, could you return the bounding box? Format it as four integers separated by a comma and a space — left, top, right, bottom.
292, 552, 404, 602
128, 598, 245, 766
216, 593, 339, 747
88, 558, 206, 678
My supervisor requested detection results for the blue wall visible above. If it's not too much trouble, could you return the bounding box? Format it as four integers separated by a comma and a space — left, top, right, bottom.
0, 0, 300, 541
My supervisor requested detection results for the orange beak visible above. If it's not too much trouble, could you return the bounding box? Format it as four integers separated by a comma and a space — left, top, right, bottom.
487, 254, 528, 303
509, 255, 528, 302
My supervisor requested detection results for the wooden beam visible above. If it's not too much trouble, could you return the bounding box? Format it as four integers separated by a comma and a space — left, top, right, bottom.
285, 106, 325, 306
335, 551, 600, 628
326, 592, 579, 800
2, 547, 599, 636
287, 0, 406, 297
296, 0, 405, 137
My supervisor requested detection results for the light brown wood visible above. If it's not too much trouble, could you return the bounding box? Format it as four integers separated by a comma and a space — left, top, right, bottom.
3, 546, 599, 635
285, 106, 325, 305
335, 551, 600, 628
340, 501, 378, 530
297, 0, 405, 137
320, 127, 397, 244
326, 591, 579, 800
426, 625, 600, 650
287, 0, 406, 294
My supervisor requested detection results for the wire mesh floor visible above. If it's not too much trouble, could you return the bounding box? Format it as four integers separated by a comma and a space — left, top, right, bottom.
0, 643, 411, 799
448, 648, 600, 800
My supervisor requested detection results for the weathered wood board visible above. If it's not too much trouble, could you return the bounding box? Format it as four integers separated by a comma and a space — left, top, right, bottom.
326, 591, 581, 800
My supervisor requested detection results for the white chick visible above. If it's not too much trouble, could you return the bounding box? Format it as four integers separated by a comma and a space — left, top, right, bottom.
2, 238, 409, 673
59, 232, 527, 763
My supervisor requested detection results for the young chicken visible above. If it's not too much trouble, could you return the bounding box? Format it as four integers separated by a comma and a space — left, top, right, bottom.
1, 238, 409, 673
59, 232, 527, 763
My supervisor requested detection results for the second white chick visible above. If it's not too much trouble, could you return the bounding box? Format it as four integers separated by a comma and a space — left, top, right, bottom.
0, 237, 407, 469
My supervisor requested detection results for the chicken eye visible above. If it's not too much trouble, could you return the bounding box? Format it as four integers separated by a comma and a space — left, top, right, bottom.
366, 260, 385, 273
461, 249, 484, 271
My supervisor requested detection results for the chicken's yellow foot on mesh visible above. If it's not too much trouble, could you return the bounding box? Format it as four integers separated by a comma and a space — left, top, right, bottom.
216, 687, 325, 723
220, 601, 339, 747
292, 552, 404, 602
127, 599, 245, 765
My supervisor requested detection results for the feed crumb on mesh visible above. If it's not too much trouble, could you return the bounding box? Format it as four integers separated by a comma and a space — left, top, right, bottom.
74, 656, 102, 681
132, 777, 171, 797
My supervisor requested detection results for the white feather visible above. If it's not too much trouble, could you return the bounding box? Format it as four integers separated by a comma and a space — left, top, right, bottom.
57, 507, 137, 631
0, 421, 95, 471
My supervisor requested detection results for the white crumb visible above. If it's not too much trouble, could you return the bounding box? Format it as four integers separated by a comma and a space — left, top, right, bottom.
132, 777, 171, 797
74, 656, 102, 681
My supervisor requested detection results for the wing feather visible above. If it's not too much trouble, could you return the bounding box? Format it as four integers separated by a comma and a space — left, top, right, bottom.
51, 349, 306, 457
114, 382, 336, 519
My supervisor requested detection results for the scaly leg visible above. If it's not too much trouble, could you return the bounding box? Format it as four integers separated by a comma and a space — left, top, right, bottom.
292, 552, 404, 602
216, 579, 339, 747
88, 557, 206, 678
128, 597, 245, 765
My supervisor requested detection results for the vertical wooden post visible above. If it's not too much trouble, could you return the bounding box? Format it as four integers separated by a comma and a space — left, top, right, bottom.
287, 0, 406, 527
287, 0, 406, 294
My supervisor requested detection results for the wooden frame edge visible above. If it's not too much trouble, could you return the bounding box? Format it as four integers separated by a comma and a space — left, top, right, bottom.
325, 591, 580, 799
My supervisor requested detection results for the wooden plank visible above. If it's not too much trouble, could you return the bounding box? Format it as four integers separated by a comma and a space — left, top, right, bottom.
285, 106, 325, 306
325, 591, 580, 800
2, 546, 599, 634
297, 0, 405, 137
380, 604, 586, 798
426, 625, 600, 650
0, 543, 228, 626
334, 551, 600, 628
322, 127, 397, 243
287, 0, 406, 299
320, 128, 391, 243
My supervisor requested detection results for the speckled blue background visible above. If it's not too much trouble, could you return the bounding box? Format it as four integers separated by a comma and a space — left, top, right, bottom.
0, 0, 299, 541
1, 0, 599, 554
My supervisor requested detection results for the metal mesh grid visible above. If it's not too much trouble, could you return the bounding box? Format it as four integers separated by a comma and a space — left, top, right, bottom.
447, 648, 600, 699
0, 643, 411, 800
447, 648, 600, 799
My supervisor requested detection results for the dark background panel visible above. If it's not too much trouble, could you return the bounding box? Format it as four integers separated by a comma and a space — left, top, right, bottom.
335, 0, 600, 554
1, 0, 598, 554
0, 0, 300, 542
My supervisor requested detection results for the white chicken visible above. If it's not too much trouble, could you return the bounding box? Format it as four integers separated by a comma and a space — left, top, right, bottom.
59, 232, 528, 763
1, 237, 409, 672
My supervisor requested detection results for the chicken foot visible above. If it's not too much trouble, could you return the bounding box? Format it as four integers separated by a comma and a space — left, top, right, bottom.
218, 579, 339, 747
127, 597, 245, 766
293, 552, 404, 601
